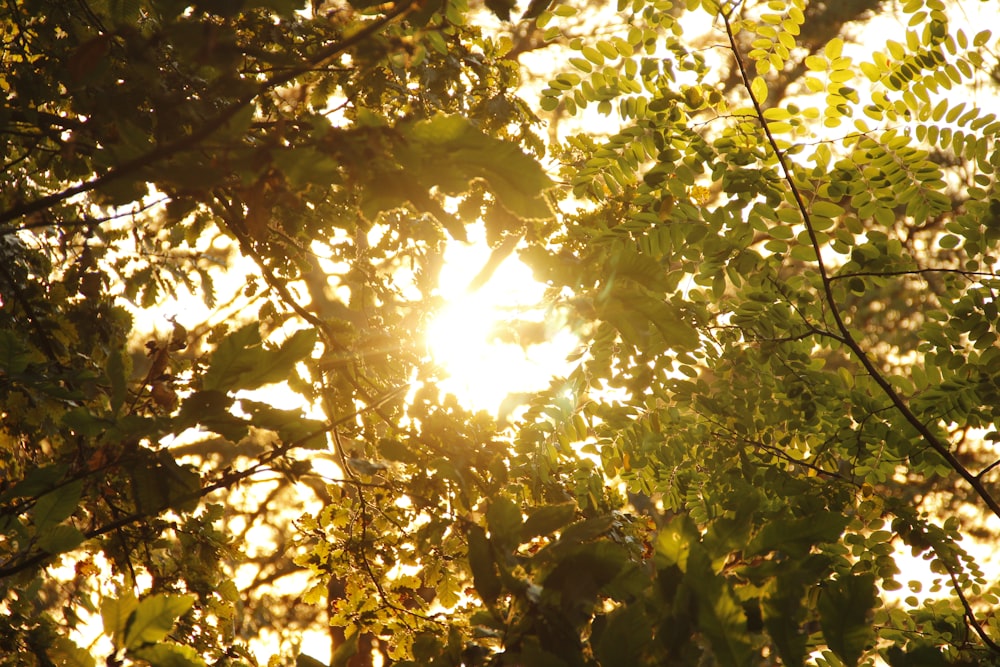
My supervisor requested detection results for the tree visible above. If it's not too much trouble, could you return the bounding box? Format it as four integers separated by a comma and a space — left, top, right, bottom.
2, 0, 1000, 667
482, 1, 1000, 664
0, 0, 550, 663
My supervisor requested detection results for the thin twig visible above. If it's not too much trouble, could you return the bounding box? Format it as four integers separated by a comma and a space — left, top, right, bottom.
829, 267, 1000, 283
977, 458, 1000, 480
940, 552, 1000, 652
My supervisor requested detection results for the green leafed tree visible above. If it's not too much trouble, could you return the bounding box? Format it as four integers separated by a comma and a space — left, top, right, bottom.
2, 0, 1000, 665
0, 0, 548, 663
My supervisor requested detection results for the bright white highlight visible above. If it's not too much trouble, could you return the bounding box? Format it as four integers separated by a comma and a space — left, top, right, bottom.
424, 234, 577, 413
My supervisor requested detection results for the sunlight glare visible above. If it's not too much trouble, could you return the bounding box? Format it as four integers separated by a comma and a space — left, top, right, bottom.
424, 234, 577, 414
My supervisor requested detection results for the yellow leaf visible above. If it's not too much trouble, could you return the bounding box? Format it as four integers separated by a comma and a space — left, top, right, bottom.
825, 37, 844, 59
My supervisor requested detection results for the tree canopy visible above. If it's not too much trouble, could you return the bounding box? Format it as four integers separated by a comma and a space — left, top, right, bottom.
2, 0, 1000, 666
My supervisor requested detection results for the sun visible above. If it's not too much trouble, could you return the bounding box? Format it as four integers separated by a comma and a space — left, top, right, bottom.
424, 235, 578, 414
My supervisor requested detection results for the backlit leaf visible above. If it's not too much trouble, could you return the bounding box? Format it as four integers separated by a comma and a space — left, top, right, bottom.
521, 502, 577, 541
401, 114, 555, 220
746, 513, 849, 557
32, 479, 83, 531
102, 593, 139, 650
37, 524, 85, 555
687, 544, 753, 667
467, 525, 501, 604
124, 593, 196, 650
131, 642, 206, 667
486, 497, 522, 549
203, 325, 317, 392
818, 573, 878, 667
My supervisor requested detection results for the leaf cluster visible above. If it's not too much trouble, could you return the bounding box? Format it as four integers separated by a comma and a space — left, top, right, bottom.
4, 0, 1000, 666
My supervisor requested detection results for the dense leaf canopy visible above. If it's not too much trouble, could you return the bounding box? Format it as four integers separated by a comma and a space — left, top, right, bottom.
2, 0, 1000, 666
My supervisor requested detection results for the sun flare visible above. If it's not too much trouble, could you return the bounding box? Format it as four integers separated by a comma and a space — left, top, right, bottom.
423, 236, 578, 414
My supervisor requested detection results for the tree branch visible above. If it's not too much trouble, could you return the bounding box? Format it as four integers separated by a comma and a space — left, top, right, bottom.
829, 267, 999, 283
0, 0, 418, 230
938, 549, 1000, 653
0, 382, 408, 581
719, 7, 1000, 521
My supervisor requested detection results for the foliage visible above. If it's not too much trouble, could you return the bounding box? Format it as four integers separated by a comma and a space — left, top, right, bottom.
505, 0, 1000, 665
1, 0, 544, 662
3, 0, 1000, 665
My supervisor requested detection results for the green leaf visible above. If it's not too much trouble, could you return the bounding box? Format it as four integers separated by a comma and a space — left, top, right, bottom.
378, 438, 420, 464
521, 0, 553, 20
124, 593, 196, 650
655, 518, 693, 570
177, 390, 248, 442
33, 479, 83, 531
521, 502, 577, 541
331, 629, 361, 667
746, 513, 849, 558
61, 407, 107, 438
704, 515, 753, 557
686, 544, 753, 667
296, 655, 330, 667
131, 641, 207, 667
48, 636, 97, 667
762, 570, 810, 667
817, 573, 877, 667
3, 465, 67, 504
106, 346, 128, 416
518, 638, 571, 667
606, 292, 700, 350
540, 542, 629, 613
101, 0, 141, 23
0, 329, 38, 374
811, 200, 845, 218
467, 525, 502, 604
484, 0, 516, 20
130, 450, 201, 514
593, 603, 652, 667
400, 114, 554, 220
272, 147, 341, 188
552, 515, 615, 549
874, 206, 895, 227
102, 593, 139, 650
200, 323, 260, 392
37, 524, 86, 554
202, 325, 317, 392
486, 497, 523, 549
239, 399, 327, 449
886, 645, 949, 666
938, 233, 960, 249
789, 244, 817, 262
